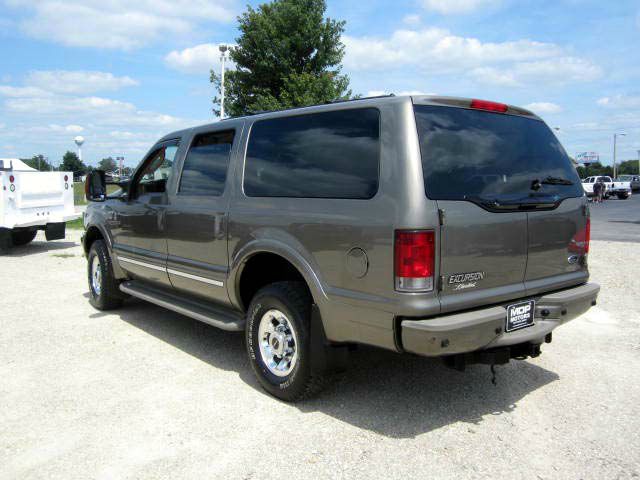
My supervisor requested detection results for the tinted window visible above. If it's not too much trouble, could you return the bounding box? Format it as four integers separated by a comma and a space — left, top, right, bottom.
244, 108, 380, 198
414, 105, 583, 203
135, 143, 178, 197
179, 130, 234, 196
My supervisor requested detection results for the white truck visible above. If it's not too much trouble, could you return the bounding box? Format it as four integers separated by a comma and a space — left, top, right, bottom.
581, 175, 632, 200
1, 158, 77, 252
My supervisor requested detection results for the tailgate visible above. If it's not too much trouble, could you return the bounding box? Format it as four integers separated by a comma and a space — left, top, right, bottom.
14, 172, 67, 208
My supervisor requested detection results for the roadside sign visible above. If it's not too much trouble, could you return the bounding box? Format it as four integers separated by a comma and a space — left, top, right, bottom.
576, 152, 599, 164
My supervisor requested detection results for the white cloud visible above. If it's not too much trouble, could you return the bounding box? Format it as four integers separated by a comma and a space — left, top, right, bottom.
25, 71, 138, 94
597, 94, 640, 109
523, 102, 563, 114
0, 77, 204, 162
402, 14, 421, 26
6, 0, 237, 50
344, 27, 601, 86
165, 43, 230, 74
0, 85, 52, 97
344, 28, 561, 71
421, 0, 501, 14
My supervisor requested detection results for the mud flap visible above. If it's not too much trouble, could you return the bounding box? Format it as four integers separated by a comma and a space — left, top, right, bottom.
310, 304, 349, 375
45, 222, 66, 241
0, 228, 10, 253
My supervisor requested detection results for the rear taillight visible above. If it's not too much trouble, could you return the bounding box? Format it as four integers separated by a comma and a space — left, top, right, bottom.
470, 99, 508, 113
9, 175, 15, 183
64, 175, 69, 182
395, 230, 435, 292
569, 217, 590, 254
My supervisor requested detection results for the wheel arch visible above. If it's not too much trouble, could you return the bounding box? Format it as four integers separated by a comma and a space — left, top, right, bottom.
229, 240, 328, 313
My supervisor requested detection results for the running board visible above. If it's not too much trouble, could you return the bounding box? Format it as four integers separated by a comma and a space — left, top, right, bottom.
120, 281, 245, 332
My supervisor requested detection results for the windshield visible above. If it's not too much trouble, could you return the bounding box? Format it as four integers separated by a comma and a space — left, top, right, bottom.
414, 105, 584, 204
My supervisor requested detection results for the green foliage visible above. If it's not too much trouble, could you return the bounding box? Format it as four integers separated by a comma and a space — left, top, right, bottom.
22, 155, 53, 171
576, 159, 640, 179
617, 159, 640, 175
61, 151, 86, 175
98, 157, 118, 172
211, 0, 352, 117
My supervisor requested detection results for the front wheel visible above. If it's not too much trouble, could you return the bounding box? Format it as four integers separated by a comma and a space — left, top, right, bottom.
87, 240, 124, 310
246, 281, 328, 401
11, 229, 37, 246
617, 193, 630, 200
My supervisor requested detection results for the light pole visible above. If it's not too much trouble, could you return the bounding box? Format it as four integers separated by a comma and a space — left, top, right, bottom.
637, 150, 640, 176
219, 44, 229, 119
613, 132, 626, 178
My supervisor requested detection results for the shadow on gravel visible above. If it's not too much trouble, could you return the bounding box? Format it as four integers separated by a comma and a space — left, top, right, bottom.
3, 240, 78, 257
93, 295, 559, 439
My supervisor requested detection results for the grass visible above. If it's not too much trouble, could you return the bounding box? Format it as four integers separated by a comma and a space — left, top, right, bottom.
73, 182, 121, 206
66, 217, 84, 230
52, 253, 75, 258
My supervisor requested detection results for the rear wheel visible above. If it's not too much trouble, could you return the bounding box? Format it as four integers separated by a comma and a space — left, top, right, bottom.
11, 229, 37, 246
246, 281, 328, 401
87, 240, 124, 310
617, 193, 629, 200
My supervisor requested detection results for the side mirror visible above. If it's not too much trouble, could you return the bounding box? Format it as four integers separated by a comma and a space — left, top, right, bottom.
85, 170, 107, 202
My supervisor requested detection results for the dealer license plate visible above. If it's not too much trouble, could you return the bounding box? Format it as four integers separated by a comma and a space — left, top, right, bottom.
505, 300, 535, 332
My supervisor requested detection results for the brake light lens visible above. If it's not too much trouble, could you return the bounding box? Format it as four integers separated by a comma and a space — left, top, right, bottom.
569, 217, 590, 254
9, 175, 15, 183
470, 99, 508, 113
395, 230, 435, 292
64, 175, 69, 182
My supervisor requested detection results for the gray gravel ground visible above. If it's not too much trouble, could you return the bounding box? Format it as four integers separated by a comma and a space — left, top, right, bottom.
1, 230, 639, 480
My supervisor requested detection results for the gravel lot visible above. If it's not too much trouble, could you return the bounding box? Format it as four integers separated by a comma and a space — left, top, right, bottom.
2, 226, 639, 479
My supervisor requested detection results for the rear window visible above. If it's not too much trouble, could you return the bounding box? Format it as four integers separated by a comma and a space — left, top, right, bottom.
414, 105, 583, 204
244, 108, 380, 198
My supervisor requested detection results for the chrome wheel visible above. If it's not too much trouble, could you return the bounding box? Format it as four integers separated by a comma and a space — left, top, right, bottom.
258, 309, 299, 377
90, 255, 102, 296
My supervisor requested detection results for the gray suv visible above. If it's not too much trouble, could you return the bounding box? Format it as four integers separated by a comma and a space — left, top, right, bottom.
82, 95, 599, 401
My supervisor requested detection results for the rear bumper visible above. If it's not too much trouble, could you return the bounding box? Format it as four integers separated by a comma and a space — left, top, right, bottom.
400, 282, 600, 357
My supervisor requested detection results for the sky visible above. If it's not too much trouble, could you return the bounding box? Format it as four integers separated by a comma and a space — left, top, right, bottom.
0, 0, 639, 167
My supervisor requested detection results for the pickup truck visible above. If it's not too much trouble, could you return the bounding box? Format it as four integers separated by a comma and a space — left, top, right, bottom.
616, 175, 640, 192
0, 158, 77, 252
582, 175, 631, 199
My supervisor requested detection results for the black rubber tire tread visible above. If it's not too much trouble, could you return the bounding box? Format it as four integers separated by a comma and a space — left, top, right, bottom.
11, 229, 37, 246
88, 239, 124, 310
246, 281, 328, 402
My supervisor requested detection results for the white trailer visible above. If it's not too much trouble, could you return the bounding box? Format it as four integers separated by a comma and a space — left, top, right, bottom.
0, 158, 78, 252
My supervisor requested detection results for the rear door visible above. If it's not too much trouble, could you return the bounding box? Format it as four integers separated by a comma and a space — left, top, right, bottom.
414, 102, 584, 312
165, 128, 238, 305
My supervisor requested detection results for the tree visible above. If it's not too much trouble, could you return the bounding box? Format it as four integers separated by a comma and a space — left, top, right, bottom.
60, 151, 86, 175
210, 0, 352, 117
98, 157, 117, 172
22, 155, 53, 171
617, 159, 640, 175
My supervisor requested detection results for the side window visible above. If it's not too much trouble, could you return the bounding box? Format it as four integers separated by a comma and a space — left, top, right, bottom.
244, 108, 380, 199
179, 130, 235, 196
134, 143, 177, 197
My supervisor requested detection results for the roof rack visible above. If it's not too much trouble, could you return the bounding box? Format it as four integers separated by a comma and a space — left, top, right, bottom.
220, 93, 397, 121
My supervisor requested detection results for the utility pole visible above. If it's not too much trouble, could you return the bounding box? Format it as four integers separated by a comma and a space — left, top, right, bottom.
219, 44, 229, 119
637, 150, 640, 176
613, 132, 626, 178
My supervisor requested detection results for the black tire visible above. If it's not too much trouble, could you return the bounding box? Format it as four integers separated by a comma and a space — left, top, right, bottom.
11, 229, 37, 246
246, 281, 327, 401
617, 193, 629, 200
87, 240, 124, 310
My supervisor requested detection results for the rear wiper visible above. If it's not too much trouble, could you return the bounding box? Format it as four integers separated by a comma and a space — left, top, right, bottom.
541, 176, 574, 185
464, 195, 558, 211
